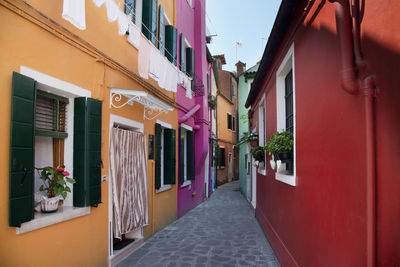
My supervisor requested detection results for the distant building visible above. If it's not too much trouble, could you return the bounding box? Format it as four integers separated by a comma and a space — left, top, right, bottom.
213, 55, 238, 185
237, 61, 259, 207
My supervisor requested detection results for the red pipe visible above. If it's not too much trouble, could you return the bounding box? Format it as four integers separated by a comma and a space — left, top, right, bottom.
331, 1, 377, 266
332, 0, 360, 94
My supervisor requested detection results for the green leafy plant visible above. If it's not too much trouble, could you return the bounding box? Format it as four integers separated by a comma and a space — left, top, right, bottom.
250, 146, 265, 162
36, 166, 76, 200
264, 131, 293, 155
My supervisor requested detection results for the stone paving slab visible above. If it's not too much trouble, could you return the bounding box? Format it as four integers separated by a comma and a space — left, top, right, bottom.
116, 181, 280, 267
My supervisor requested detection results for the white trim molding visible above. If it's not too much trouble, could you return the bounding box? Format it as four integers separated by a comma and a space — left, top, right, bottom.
275, 43, 296, 187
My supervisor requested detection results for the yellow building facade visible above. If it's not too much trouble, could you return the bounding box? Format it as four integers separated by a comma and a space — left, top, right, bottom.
0, 0, 179, 266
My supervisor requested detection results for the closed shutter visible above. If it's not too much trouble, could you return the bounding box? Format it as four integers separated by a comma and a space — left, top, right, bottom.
164, 128, 176, 185
180, 33, 185, 72
165, 25, 177, 65
142, 0, 157, 45
35, 91, 68, 138
187, 130, 195, 180
158, 5, 165, 54
9, 72, 35, 227
154, 123, 161, 189
186, 47, 195, 78
179, 128, 185, 185
73, 97, 102, 207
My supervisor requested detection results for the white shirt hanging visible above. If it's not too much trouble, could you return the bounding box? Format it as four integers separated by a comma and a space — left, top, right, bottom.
117, 10, 129, 36
105, 0, 119, 23
62, 0, 86, 30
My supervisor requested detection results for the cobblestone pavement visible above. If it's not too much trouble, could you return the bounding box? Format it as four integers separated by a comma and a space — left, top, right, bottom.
116, 181, 279, 267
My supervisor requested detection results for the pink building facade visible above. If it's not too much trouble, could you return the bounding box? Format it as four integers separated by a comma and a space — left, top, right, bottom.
176, 0, 210, 217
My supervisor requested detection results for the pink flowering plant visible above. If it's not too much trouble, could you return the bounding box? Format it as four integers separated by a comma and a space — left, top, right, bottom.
36, 165, 76, 199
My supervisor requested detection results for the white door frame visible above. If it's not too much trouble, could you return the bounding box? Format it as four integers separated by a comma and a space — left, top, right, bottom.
108, 114, 145, 259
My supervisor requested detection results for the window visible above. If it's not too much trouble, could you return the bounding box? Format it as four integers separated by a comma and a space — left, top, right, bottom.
218, 147, 226, 167
142, 0, 157, 46
9, 70, 101, 229
155, 121, 176, 192
227, 113, 232, 130
258, 99, 266, 175
180, 34, 195, 78
232, 116, 236, 132
125, 0, 143, 29
179, 125, 195, 186
276, 43, 296, 186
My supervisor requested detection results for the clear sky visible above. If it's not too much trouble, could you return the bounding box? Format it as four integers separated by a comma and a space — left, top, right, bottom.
206, 0, 281, 72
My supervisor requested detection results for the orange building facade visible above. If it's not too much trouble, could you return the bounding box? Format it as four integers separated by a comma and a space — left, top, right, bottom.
0, 0, 180, 266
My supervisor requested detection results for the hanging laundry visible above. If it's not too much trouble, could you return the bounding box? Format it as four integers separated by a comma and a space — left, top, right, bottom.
149, 45, 162, 82
62, 0, 86, 30
127, 22, 140, 49
157, 56, 168, 89
105, 0, 119, 23
185, 77, 193, 99
138, 35, 151, 79
92, 0, 105, 7
117, 10, 129, 36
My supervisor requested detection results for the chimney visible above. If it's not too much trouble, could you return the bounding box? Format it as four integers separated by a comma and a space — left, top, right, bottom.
235, 61, 246, 77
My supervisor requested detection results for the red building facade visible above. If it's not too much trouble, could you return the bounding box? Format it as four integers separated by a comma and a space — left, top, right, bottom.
246, 0, 400, 266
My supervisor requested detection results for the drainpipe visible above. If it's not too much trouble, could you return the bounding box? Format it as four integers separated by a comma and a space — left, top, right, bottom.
178, 104, 200, 123
330, 1, 377, 266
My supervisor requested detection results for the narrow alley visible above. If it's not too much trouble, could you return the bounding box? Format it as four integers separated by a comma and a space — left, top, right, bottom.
117, 181, 279, 267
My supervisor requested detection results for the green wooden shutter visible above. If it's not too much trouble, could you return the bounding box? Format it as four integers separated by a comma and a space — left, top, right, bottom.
164, 128, 176, 185
155, 123, 161, 189
180, 33, 185, 71
186, 47, 195, 78
9, 72, 35, 227
73, 97, 102, 207
87, 98, 102, 206
179, 128, 185, 185
187, 130, 195, 180
165, 25, 177, 65
142, 0, 157, 45
158, 5, 165, 54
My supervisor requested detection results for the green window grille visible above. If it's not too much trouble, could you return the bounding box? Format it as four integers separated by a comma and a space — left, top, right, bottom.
35, 90, 68, 138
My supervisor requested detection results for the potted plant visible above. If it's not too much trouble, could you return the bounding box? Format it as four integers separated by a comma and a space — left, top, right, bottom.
36, 166, 76, 213
247, 132, 259, 147
264, 131, 294, 171
250, 146, 265, 165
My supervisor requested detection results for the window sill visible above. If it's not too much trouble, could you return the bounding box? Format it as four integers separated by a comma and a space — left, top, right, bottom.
181, 180, 192, 188
16, 206, 91, 235
275, 172, 296, 186
156, 185, 172, 193
257, 168, 266, 176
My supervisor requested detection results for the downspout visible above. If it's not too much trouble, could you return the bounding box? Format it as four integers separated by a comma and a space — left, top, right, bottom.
178, 104, 200, 123
330, 1, 377, 266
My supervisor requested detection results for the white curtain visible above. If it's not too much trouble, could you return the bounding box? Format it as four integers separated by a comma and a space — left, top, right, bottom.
110, 127, 148, 239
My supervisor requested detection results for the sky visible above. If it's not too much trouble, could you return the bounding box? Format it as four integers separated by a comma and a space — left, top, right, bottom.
206, 0, 282, 72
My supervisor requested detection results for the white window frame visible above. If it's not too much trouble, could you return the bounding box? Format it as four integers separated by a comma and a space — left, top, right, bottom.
180, 124, 192, 187
16, 66, 91, 235
275, 43, 296, 186
258, 96, 266, 176
134, 0, 143, 30
186, 0, 193, 8
156, 120, 172, 193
